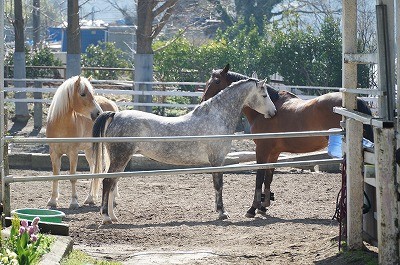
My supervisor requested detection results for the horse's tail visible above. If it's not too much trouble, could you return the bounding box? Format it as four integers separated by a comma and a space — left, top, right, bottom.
93, 111, 116, 178
357, 98, 374, 142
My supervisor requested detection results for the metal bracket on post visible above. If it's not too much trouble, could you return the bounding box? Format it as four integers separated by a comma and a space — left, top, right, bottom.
376, 4, 395, 121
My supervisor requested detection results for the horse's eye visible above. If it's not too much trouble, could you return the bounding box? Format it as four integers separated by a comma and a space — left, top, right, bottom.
215, 79, 220, 85
80, 93, 86, 97
262, 95, 268, 98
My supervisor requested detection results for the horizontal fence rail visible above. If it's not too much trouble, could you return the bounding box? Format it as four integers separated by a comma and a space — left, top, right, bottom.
6, 129, 344, 144
4, 158, 343, 184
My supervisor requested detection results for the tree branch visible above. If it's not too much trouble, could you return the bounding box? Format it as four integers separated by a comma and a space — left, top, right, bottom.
153, 0, 178, 17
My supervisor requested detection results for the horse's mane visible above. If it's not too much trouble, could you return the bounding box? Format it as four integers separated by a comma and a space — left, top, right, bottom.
225, 71, 281, 102
47, 76, 94, 123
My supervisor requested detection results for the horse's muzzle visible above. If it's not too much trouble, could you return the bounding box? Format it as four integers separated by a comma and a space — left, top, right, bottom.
91, 110, 100, 121
265, 109, 277, 118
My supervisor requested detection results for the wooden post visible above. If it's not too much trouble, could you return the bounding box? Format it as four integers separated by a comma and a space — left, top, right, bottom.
342, 0, 364, 250
374, 126, 399, 264
3, 110, 8, 177
342, 0, 357, 111
33, 81, 43, 128
345, 118, 364, 249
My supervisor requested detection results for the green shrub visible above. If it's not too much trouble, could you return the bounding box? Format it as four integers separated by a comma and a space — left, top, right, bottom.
82, 41, 130, 80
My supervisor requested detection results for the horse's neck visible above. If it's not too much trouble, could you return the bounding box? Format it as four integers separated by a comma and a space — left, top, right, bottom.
242, 107, 261, 124
48, 109, 81, 128
208, 85, 251, 131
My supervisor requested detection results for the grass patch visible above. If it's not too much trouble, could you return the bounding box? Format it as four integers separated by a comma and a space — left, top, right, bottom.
61, 250, 122, 265
342, 249, 378, 265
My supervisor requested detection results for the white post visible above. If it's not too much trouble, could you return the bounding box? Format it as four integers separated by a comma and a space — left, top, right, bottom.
345, 118, 364, 249
374, 126, 399, 264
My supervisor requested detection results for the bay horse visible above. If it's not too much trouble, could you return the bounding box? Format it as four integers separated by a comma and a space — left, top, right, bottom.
203, 64, 374, 218
46, 76, 118, 209
92, 79, 277, 224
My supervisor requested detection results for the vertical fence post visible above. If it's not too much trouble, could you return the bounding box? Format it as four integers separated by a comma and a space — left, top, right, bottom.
33, 81, 43, 128
374, 126, 399, 264
346, 118, 364, 249
0, 0, 4, 209
395, 0, 400, 259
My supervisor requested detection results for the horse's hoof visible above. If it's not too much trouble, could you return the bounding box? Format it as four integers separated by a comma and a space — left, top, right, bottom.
84, 196, 95, 206
257, 206, 267, 217
69, 203, 80, 209
102, 215, 113, 225
245, 212, 255, 218
47, 200, 57, 208
245, 207, 256, 218
218, 212, 229, 220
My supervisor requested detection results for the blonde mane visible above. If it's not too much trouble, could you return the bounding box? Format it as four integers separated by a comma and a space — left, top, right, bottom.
47, 76, 94, 123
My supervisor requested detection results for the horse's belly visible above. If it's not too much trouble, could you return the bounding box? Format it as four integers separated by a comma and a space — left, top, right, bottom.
137, 142, 229, 166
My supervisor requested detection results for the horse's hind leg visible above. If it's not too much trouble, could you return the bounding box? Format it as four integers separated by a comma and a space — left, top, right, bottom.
101, 147, 132, 224
101, 177, 119, 224
83, 149, 98, 205
212, 172, 229, 220
68, 153, 80, 209
108, 178, 119, 222
246, 169, 265, 218
48, 152, 62, 208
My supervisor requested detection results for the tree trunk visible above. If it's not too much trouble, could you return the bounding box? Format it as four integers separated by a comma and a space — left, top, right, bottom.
13, 0, 29, 121
33, 0, 40, 49
136, 0, 154, 54
66, 0, 81, 78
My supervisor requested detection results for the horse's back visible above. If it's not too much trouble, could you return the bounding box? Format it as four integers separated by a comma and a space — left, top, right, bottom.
95, 95, 118, 112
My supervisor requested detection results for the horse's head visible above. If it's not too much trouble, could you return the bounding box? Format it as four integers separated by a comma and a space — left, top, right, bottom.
90, 95, 118, 121
245, 78, 277, 119
202, 64, 231, 102
70, 76, 104, 119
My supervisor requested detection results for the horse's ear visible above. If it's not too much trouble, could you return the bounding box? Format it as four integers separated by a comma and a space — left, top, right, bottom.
87, 75, 93, 81
252, 72, 258, 79
74, 76, 81, 91
222, 64, 230, 74
257, 78, 268, 88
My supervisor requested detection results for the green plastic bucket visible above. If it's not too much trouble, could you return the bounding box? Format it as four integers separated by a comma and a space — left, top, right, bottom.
11, 208, 65, 223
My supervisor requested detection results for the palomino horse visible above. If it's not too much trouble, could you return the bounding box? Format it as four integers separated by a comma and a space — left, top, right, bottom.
46, 76, 118, 209
203, 64, 374, 218
92, 79, 277, 224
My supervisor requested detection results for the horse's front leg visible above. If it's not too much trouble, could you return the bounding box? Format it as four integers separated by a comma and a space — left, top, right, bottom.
255, 168, 275, 217
68, 153, 80, 209
212, 172, 228, 220
261, 169, 275, 208
246, 169, 265, 218
48, 152, 62, 208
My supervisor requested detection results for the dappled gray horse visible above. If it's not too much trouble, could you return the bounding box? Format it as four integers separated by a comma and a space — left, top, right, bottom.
92, 79, 277, 224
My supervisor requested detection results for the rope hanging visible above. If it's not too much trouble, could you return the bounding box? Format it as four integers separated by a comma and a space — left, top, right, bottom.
332, 155, 347, 251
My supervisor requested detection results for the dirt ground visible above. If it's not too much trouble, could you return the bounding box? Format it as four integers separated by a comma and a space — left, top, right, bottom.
6, 120, 378, 264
